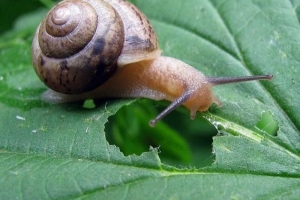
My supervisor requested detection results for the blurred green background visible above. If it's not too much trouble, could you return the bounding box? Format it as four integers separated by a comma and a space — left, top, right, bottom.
0, 1, 43, 34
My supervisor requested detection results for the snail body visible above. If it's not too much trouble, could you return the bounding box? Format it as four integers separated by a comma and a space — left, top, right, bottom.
32, 0, 272, 126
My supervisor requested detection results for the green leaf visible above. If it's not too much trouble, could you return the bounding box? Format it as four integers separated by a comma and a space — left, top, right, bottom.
1, 0, 300, 199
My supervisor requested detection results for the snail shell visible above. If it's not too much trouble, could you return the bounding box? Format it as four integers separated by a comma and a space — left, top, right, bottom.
32, 0, 161, 94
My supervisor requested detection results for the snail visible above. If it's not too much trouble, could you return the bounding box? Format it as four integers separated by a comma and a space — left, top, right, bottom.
31, 0, 273, 126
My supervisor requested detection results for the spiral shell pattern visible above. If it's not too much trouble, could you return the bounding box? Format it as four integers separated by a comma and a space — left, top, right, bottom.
32, 0, 124, 93
32, 0, 160, 94
39, 1, 98, 58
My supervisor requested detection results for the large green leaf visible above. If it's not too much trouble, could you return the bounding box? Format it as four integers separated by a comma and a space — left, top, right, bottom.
0, 0, 300, 199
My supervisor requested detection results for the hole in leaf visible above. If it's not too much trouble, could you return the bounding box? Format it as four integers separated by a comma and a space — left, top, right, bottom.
295, 6, 300, 23
105, 99, 217, 168
255, 111, 279, 136
82, 99, 96, 109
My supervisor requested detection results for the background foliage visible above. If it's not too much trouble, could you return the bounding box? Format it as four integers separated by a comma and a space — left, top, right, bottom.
0, 0, 299, 199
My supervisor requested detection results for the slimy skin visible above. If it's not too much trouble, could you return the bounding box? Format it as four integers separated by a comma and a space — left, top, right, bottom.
42, 55, 272, 126
43, 56, 217, 113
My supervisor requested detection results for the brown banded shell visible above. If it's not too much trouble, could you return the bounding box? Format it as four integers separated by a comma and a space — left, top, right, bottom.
106, 0, 160, 66
32, 0, 160, 94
